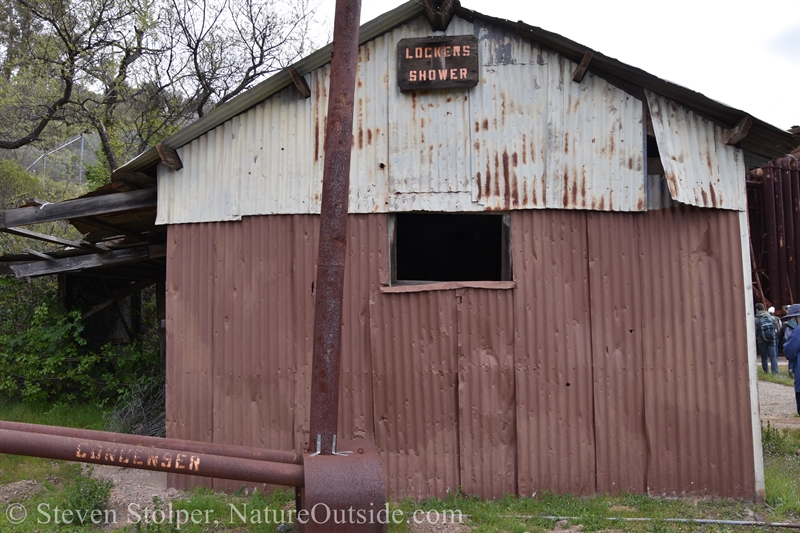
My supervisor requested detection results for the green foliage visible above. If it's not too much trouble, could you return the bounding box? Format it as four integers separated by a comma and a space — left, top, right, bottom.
757, 368, 795, 387
0, 159, 40, 209
60, 464, 113, 526
0, 276, 162, 404
761, 422, 800, 457
132, 496, 179, 533
84, 158, 112, 189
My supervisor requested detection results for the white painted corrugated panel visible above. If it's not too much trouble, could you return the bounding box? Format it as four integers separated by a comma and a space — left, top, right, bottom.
155, 16, 664, 224
470, 21, 548, 209
547, 56, 645, 211
388, 16, 474, 200
240, 84, 320, 216
646, 90, 746, 211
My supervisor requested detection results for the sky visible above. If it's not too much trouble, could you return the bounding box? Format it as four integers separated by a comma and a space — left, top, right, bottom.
316, 0, 800, 131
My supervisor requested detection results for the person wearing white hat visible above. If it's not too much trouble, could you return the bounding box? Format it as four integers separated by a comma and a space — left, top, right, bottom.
755, 302, 780, 374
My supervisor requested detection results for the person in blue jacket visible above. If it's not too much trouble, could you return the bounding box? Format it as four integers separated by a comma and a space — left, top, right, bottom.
781, 304, 800, 416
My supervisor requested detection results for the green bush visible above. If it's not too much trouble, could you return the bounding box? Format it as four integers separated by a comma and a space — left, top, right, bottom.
61, 464, 114, 527
0, 279, 162, 404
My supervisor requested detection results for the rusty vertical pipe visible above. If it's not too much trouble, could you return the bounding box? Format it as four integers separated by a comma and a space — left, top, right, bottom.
781, 159, 796, 303
775, 162, 789, 307
308, 0, 361, 455
763, 163, 780, 306
791, 157, 800, 301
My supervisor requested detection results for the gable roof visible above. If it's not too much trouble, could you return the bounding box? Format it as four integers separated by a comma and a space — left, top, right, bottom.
114, 1, 798, 178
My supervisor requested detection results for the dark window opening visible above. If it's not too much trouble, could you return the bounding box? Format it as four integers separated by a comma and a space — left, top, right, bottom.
392, 213, 511, 283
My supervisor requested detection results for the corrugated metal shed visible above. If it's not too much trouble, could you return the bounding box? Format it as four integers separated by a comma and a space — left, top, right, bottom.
165, 208, 758, 499
646, 90, 747, 211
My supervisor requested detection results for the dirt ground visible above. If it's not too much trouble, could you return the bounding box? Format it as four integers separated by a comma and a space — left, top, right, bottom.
1, 377, 797, 531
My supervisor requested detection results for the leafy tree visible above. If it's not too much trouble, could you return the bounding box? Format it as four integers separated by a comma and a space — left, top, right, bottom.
0, 0, 319, 175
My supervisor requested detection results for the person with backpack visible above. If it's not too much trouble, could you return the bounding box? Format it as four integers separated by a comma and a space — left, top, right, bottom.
780, 304, 800, 415
755, 302, 779, 374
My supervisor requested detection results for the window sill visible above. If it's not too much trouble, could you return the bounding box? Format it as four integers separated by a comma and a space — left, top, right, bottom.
380, 281, 516, 294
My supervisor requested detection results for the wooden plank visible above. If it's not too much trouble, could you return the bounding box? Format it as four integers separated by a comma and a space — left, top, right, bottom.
156, 144, 183, 171
725, 115, 752, 146
397, 35, 479, 92
0, 227, 106, 251
9, 244, 166, 278
423, 0, 456, 31
572, 50, 593, 83
78, 217, 150, 242
647, 157, 664, 175
83, 279, 155, 319
0, 189, 157, 229
289, 67, 311, 99
25, 250, 54, 260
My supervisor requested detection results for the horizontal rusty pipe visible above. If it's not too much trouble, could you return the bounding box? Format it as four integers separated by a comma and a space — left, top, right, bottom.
0, 428, 304, 487
0, 420, 301, 464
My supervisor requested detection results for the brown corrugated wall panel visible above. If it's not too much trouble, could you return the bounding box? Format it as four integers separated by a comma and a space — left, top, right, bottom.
211, 217, 311, 492
638, 207, 755, 498
586, 212, 647, 494
513, 210, 596, 496
166, 223, 218, 490
370, 290, 461, 500
338, 215, 386, 442
457, 288, 517, 499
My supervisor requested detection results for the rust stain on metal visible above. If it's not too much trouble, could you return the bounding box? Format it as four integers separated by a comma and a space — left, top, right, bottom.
0, 428, 304, 487
308, 0, 362, 455
502, 151, 511, 209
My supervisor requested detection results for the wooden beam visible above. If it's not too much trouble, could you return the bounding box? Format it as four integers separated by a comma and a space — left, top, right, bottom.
289, 67, 311, 99
78, 217, 150, 242
26, 250, 54, 260
647, 157, 665, 175
0, 189, 157, 229
111, 180, 140, 192
9, 244, 166, 278
156, 144, 183, 171
572, 50, 593, 83
83, 279, 154, 319
423, 0, 456, 31
725, 115, 753, 146
0, 227, 107, 251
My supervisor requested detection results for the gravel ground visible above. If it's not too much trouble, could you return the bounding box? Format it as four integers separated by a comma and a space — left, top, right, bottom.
757, 379, 799, 429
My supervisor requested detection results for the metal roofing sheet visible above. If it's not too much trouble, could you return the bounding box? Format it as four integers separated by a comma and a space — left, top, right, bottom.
646, 90, 747, 211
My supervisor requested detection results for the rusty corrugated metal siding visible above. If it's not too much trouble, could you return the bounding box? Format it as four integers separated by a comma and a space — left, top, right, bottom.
166, 209, 756, 499
165, 223, 217, 490
157, 14, 653, 224
646, 90, 746, 211
457, 289, 517, 499
639, 207, 754, 497
586, 212, 647, 494
513, 210, 596, 495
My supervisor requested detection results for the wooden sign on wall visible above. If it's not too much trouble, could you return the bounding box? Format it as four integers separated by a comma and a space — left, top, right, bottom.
397, 35, 479, 91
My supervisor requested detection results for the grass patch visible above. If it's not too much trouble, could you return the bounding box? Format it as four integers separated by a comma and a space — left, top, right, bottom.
762, 422, 800, 517
1, 400, 800, 532
0, 398, 106, 429
757, 368, 795, 387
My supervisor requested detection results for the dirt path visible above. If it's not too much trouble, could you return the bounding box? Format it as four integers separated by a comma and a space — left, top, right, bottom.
758, 379, 800, 429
